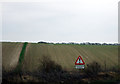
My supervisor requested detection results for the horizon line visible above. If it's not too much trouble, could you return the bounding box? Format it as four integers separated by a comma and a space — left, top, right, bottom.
1, 40, 119, 44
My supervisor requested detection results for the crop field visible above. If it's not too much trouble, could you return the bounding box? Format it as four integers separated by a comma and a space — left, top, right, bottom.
22, 43, 118, 72
2, 42, 119, 83
2, 42, 23, 71
2, 42, 118, 72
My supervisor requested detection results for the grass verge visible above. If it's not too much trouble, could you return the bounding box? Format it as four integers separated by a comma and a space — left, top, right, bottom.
15, 42, 28, 72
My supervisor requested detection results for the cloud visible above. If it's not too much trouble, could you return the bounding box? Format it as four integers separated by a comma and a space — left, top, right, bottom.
2, 0, 118, 43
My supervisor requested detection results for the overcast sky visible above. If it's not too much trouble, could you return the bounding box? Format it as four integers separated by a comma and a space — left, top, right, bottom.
1, 0, 119, 43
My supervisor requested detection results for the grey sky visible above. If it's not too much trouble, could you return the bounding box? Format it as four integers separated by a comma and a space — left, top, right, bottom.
2, 0, 119, 43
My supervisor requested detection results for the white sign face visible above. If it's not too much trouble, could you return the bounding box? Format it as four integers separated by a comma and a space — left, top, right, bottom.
76, 57, 83, 64
75, 65, 85, 69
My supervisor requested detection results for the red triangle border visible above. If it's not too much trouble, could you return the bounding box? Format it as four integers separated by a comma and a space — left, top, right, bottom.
75, 56, 85, 65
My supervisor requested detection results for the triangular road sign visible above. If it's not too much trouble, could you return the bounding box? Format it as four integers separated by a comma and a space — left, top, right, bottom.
75, 56, 85, 65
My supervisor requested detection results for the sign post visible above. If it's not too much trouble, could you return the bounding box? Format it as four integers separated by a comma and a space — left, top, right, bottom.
75, 56, 85, 69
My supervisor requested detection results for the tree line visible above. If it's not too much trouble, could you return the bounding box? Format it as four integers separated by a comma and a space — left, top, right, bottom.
38, 41, 119, 45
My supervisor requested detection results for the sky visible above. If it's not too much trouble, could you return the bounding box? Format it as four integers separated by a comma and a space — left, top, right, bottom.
1, 0, 119, 43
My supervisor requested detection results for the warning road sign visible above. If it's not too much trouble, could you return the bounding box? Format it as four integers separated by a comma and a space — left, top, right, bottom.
75, 56, 85, 69
75, 56, 85, 65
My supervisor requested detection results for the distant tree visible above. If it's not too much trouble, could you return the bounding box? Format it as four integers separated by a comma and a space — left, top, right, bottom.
38, 41, 48, 44
102, 43, 107, 45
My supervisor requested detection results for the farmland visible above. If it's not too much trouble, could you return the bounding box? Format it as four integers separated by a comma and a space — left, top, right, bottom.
2, 42, 119, 83
2, 42, 118, 72
2, 42, 23, 71
22, 43, 118, 72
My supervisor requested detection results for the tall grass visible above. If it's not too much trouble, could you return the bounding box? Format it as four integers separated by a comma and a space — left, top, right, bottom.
19, 42, 28, 64
15, 42, 28, 72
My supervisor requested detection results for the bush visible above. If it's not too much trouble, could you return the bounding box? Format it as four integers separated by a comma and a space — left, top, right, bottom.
85, 61, 101, 77
40, 55, 62, 73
